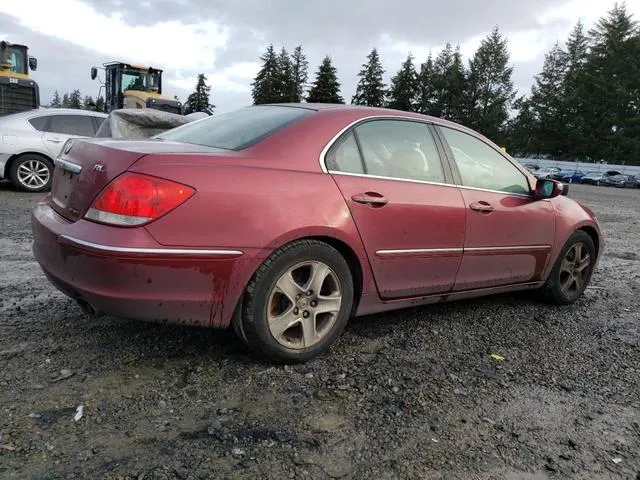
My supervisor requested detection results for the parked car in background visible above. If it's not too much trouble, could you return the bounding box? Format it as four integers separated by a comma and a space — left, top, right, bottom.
533, 167, 560, 179
603, 174, 638, 188
580, 170, 622, 186
523, 164, 539, 173
31, 103, 603, 362
552, 169, 586, 183
0, 108, 107, 192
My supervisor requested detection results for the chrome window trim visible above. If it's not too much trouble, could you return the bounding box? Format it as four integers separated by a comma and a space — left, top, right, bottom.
59, 235, 243, 256
328, 170, 532, 198
319, 114, 434, 174
328, 170, 454, 189
319, 115, 533, 198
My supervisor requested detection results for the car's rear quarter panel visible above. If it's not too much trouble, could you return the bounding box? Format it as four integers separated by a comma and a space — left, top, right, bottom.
130, 155, 377, 327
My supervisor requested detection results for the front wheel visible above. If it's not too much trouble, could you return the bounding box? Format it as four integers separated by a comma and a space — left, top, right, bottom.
540, 231, 596, 305
9, 154, 53, 192
234, 240, 354, 362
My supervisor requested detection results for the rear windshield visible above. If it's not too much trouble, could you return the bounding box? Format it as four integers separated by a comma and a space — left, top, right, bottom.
155, 105, 314, 150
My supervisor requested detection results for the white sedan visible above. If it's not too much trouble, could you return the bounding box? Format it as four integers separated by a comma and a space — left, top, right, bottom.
0, 108, 107, 192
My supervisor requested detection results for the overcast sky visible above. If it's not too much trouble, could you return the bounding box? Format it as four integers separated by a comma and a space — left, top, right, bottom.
1, 0, 639, 112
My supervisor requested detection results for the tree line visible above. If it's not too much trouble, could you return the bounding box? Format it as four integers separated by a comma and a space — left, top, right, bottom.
46, 4, 639, 165
249, 3, 640, 165
49, 90, 105, 112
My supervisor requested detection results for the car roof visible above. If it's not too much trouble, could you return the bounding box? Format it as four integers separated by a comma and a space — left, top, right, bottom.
258, 102, 482, 137
0, 108, 108, 121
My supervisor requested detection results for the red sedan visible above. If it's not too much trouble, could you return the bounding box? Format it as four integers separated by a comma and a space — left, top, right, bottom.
31, 104, 603, 362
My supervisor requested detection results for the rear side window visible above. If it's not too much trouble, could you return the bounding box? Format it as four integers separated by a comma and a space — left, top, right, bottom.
155, 105, 314, 150
47, 115, 96, 136
92, 116, 106, 132
28, 116, 48, 131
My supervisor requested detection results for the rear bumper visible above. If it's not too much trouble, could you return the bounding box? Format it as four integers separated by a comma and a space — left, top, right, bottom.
31, 201, 260, 328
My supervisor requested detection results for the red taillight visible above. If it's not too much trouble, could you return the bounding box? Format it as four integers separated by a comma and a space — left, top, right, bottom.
85, 172, 195, 226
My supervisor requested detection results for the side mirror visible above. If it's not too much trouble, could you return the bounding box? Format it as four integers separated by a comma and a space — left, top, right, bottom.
535, 179, 568, 199
28, 56, 38, 71
90, 67, 98, 80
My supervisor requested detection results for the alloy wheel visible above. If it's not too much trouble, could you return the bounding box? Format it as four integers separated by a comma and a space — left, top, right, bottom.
559, 242, 591, 300
17, 159, 50, 190
267, 261, 342, 350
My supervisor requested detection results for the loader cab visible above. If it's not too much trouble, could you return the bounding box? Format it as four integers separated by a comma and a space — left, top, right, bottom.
92, 62, 181, 115
0, 41, 40, 116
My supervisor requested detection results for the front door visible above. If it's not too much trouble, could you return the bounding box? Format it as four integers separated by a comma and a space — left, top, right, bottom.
435, 125, 556, 291
325, 118, 466, 299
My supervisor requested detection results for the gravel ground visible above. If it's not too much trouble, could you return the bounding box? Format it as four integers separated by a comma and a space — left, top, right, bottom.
0, 181, 638, 480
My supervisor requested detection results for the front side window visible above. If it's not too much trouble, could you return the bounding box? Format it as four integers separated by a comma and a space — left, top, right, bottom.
47, 115, 96, 137
440, 126, 530, 195
155, 105, 314, 150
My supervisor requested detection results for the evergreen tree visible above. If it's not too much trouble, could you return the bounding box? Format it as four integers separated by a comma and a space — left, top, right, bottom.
351, 48, 386, 107
306, 56, 344, 104
564, 21, 591, 159
464, 27, 515, 143
62, 93, 70, 108
68, 89, 83, 109
583, 3, 640, 163
251, 44, 281, 104
417, 53, 435, 115
386, 53, 419, 111
525, 43, 570, 156
442, 47, 467, 122
50, 91, 61, 108
83, 95, 95, 111
506, 96, 537, 154
290, 45, 309, 102
276, 47, 296, 102
431, 43, 456, 117
95, 96, 105, 113
184, 73, 215, 115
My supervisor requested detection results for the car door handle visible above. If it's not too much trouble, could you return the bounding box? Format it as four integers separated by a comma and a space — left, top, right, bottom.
351, 192, 388, 207
47, 138, 62, 143
469, 201, 494, 213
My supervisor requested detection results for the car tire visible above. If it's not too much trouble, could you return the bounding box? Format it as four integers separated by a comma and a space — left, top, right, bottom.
9, 154, 54, 192
235, 239, 354, 363
540, 230, 596, 305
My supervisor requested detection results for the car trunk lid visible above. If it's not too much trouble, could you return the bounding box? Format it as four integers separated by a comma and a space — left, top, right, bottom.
50, 139, 223, 222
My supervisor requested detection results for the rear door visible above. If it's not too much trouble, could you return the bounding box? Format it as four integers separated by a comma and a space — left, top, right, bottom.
42, 114, 97, 157
434, 125, 555, 291
326, 118, 466, 299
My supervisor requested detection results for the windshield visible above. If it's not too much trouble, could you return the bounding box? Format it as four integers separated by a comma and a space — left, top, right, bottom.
155, 105, 315, 150
121, 68, 161, 93
2, 46, 27, 74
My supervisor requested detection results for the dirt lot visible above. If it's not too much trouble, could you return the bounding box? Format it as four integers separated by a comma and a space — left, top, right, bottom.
0, 182, 638, 480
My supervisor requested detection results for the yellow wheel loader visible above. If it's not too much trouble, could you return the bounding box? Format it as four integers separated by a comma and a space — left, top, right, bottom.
0, 41, 39, 116
91, 62, 182, 114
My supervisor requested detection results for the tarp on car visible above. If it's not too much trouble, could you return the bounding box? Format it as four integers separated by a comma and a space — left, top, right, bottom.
94, 108, 194, 139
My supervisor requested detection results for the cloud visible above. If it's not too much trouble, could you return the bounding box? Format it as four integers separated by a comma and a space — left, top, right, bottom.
1, 0, 639, 113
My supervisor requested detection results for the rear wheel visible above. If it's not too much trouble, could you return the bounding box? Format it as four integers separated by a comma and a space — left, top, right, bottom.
9, 154, 53, 192
541, 231, 596, 305
234, 240, 354, 362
